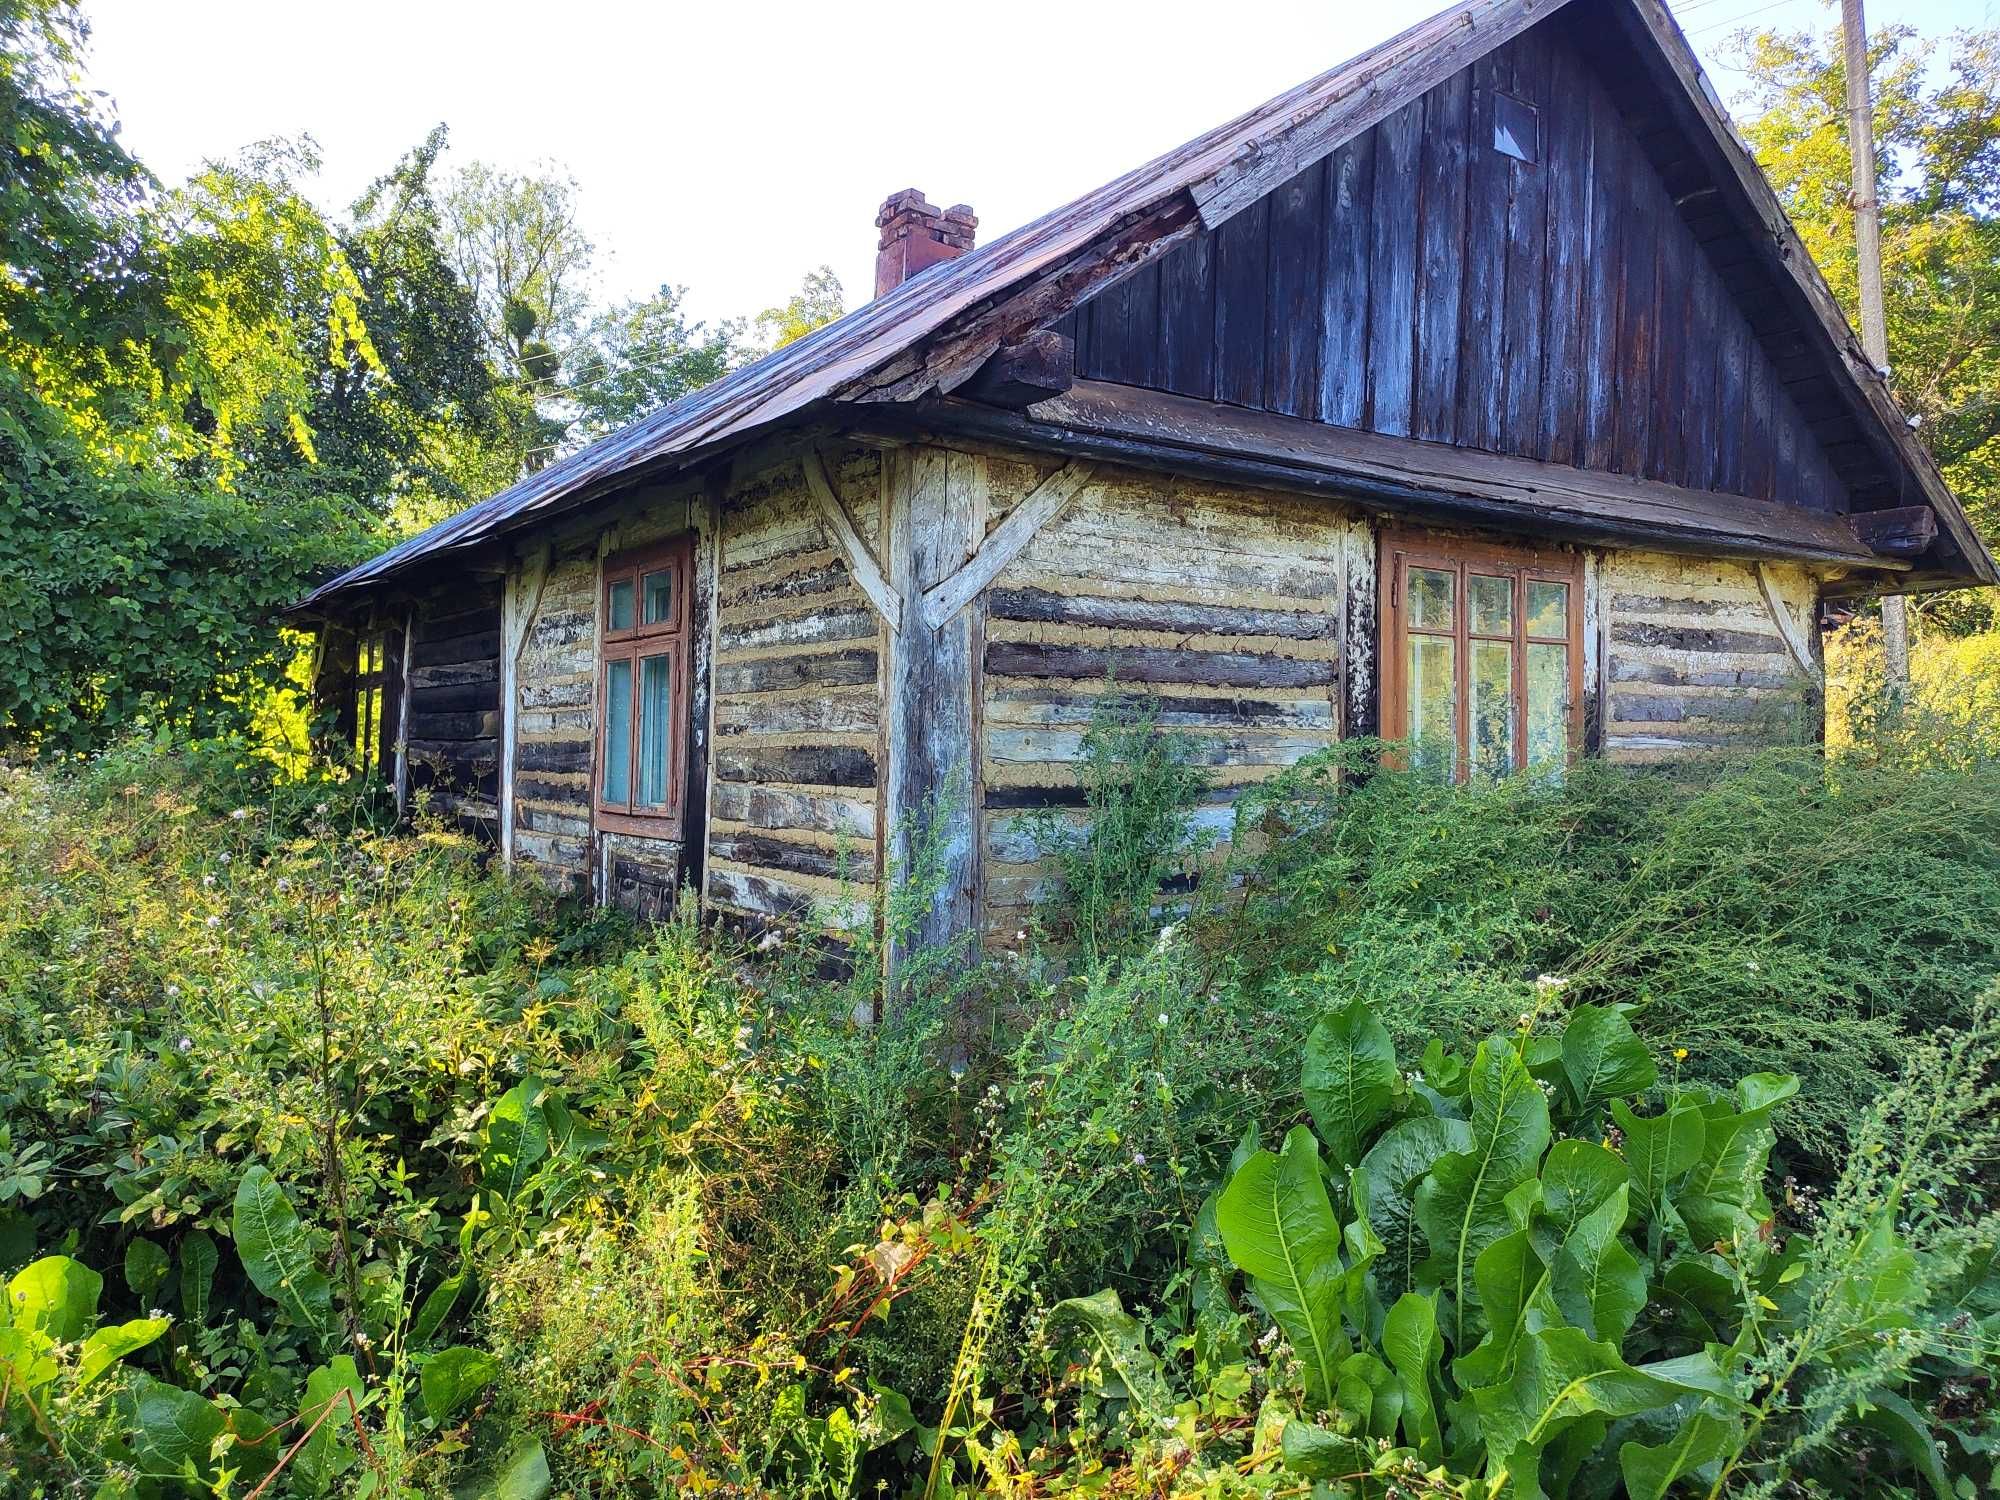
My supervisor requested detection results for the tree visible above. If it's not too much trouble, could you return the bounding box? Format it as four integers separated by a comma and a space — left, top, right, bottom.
566, 284, 740, 438
752, 265, 846, 352
1733, 23, 2000, 629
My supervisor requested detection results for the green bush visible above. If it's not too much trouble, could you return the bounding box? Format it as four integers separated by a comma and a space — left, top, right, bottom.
3, 709, 1998, 1497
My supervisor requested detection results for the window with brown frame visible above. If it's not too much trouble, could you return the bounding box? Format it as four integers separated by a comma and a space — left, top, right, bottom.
595, 538, 693, 834
1378, 530, 1585, 781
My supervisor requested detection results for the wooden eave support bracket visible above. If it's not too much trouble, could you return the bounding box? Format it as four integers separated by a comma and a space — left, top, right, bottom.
1847, 505, 1937, 559
802, 449, 903, 633
960, 330, 1075, 410
918, 461, 1095, 630
1755, 563, 1824, 688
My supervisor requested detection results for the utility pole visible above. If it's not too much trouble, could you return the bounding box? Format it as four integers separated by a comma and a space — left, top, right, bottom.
1841, 0, 1910, 688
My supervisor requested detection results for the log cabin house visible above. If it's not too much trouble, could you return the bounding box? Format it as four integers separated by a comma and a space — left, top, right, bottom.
294, 0, 1996, 953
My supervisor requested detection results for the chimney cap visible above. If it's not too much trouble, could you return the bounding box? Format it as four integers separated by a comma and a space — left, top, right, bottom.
874, 188, 979, 297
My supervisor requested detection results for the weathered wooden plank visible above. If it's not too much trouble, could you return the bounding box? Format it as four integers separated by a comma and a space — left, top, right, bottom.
984, 586, 1335, 640
1537, 34, 1591, 467
986, 684, 1335, 730
709, 832, 866, 884
1318, 135, 1374, 427
1850, 506, 1938, 556
408, 709, 501, 741
941, 381, 1894, 568
1609, 621, 1785, 654
711, 782, 876, 841
714, 647, 879, 696
410, 629, 501, 669
408, 660, 498, 689
1366, 99, 1422, 436
986, 640, 1334, 690
715, 689, 878, 737
987, 726, 1328, 767
1500, 30, 1550, 454
1266, 161, 1323, 417
715, 743, 877, 788
516, 740, 593, 776
1084, 261, 1161, 387
1456, 50, 1509, 452
1414, 66, 1470, 445
717, 604, 878, 656
1157, 232, 1217, 399
1580, 83, 1622, 472
1213, 196, 1270, 408
885, 445, 978, 960
408, 680, 501, 714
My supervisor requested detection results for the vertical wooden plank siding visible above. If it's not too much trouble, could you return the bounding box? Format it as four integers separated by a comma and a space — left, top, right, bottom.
705, 449, 883, 931
972, 460, 1353, 946
1318, 136, 1375, 428
508, 547, 596, 889
1069, 23, 1851, 515
1366, 99, 1423, 436
1600, 551, 1821, 762
1414, 68, 1470, 445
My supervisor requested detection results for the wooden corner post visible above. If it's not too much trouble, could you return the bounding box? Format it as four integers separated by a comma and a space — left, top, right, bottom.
882, 446, 982, 987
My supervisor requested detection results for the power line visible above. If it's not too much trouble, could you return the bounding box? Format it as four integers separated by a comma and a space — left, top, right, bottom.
1688, 0, 1796, 36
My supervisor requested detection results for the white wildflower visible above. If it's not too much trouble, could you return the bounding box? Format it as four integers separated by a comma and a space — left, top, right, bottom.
1156, 1012, 1170, 1027
204, 916, 220, 930
229, 807, 249, 822
1534, 973, 1567, 992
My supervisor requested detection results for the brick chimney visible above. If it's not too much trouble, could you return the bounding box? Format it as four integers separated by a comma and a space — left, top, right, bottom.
874, 190, 976, 298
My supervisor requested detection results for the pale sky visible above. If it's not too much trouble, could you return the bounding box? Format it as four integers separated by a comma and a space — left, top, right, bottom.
79, 0, 1996, 330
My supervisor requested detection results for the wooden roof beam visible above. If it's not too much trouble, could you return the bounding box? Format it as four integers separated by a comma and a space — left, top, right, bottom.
875, 379, 1914, 573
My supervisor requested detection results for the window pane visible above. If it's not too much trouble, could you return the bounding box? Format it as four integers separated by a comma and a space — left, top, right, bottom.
642, 570, 674, 626
1408, 566, 1454, 631
1470, 574, 1514, 635
1527, 580, 1569, 638
1527, 642, 1569, 768
602, 659, 632, 804
1470, 639, 1516, 778
1408, 635, 1457, 778
637, 653, 674, 808
608, 578, 635, 631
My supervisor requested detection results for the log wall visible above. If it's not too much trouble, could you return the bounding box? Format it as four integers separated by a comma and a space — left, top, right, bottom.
974, 459, 1364, 944
404, 580, 502, 831
704, 448, 885, 932
1601, 551, 1820, 762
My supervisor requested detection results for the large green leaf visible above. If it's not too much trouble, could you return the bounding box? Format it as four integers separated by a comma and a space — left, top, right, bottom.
233, 1166, 331, 1333
1359, 1114, 1471, 1303
1560, 1005, 1657, 1111
79, 1315, 169, 1385
1414, 1038, 1550, 1348
1539, 1141, 1629, 1243
423, 1344, 502, 1423
130, 1375, 226, 1483
124, 1237, 170, 1304
1855, 1389, 1952, 1500
1279, 1418, 1383, 1482
177, 1229, 218, 1324
1303, 1000, 1398, 1167
1049, 1289, 1170, 1416
1613, 1099, 1705, 1224
1619, 1410, 1739, 1500
1452, 1226, 1552, 1389
1472, 1329, 1725, 1498
1551, 1184, 1646, 1343
1217, 1124, 1349, 1407
1382, 1292, 1444, 1464
293, 1355, 365, 1496
413, 1270, 469, 1347
1676, 1079, 1795, 1246
480, 1079, 551, 1201
472, 1440, 552, 1500
7, 1255, 101, 1342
